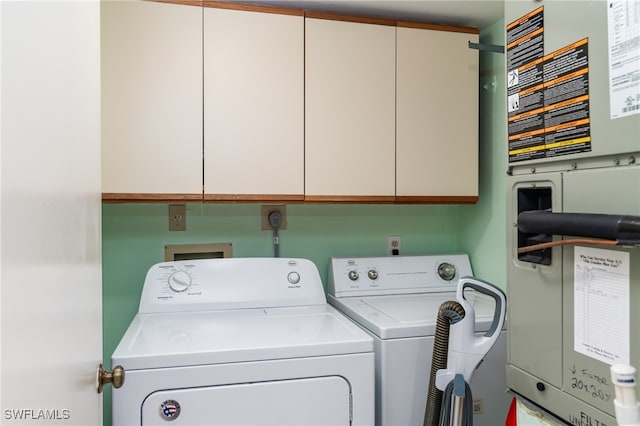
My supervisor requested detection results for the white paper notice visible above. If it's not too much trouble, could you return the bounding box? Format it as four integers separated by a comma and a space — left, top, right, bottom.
608, 0, 640, 119
574, 246, 630, 365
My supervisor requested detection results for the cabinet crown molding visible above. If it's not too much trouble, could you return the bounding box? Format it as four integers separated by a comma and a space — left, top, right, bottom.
148, 0, 479, 33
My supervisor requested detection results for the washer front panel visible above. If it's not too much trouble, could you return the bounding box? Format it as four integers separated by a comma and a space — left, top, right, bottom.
142, 376, 350, 425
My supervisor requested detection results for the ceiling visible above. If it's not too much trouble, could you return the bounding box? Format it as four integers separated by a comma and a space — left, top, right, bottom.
233, 1, 504, 30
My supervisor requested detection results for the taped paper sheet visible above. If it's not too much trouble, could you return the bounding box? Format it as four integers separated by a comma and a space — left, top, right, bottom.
608, 0, 640, 119
574, 246, 630, 365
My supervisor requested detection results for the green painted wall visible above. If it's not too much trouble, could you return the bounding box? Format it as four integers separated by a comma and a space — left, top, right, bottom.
101, 18, 507, 425
102, 203, 461, 422
459, 18, 507, 288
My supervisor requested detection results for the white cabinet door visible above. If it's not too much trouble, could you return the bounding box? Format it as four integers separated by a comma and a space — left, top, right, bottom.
1, 1, 103, 424
101, 1, 203, 198
204, 7, 304, 200
396, 26, 479, 200
305, 17, 396, 200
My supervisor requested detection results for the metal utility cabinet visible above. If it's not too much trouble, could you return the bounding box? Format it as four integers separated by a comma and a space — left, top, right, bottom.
505, 1, 640, 424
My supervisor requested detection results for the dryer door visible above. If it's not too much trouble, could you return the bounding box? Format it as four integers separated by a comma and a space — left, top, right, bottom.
142, 376, 351, 425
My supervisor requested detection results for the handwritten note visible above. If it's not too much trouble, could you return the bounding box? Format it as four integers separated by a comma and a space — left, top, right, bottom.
574, 246, 630, 365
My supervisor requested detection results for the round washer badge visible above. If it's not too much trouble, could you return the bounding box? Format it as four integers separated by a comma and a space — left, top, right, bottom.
159, 399, 181, 421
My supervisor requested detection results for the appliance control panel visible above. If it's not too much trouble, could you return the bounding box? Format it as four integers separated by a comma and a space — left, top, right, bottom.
327, 254, 473, 297
138, 258, 326, 314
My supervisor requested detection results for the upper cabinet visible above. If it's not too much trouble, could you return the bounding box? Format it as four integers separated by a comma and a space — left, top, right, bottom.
203, 6, 305, 202
304, 16, 397, 202
101, 0, 203, 201
304, 16, 479, 203
101, 1, 479, 204
396, 24, 479, 203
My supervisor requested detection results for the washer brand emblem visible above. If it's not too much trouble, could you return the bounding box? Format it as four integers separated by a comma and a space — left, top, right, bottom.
159, 400, 181, 421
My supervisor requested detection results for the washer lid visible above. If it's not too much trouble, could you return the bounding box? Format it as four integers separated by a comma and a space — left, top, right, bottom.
112, 304, 373, 370
328, 292, 500, 340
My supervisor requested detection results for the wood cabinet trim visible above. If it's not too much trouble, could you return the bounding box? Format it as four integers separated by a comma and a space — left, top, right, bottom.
148, 0, 203, 8
395, 196, 479, 205
396, 20, 479, 34
203, 1, 303, 16
103, 193, 477, 204
146, 1, 478, 37
102, 193, 203, 203
303, 195, 396, 204
304, 11, 397, 27
204, 194, 305, 203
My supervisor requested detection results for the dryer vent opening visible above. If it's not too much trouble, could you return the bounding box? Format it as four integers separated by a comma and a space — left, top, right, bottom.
517, 187, 552, 265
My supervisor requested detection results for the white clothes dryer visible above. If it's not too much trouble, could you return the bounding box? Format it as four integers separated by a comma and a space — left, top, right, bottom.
111, 257, 374, 426
327, 254, 510, 426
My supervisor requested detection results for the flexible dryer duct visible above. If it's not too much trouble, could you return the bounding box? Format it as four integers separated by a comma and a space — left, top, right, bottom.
424, 301, 466, 426
518, 211, 640, 244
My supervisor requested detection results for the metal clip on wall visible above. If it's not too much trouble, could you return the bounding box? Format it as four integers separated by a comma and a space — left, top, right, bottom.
468, 41, 504, 54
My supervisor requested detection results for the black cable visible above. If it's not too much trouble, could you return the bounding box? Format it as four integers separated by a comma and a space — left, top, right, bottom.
268, 211, 281, 258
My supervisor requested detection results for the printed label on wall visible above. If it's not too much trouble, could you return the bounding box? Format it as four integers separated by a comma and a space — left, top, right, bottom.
608, 0, 640, 119
574, 246, 630, 365
507, 7, 592, 162
543, 39, 592, 158
507, 7, 546, 162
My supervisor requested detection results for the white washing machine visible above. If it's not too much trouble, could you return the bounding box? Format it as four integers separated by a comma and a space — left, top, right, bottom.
327, 254, 510, 426
111, 257, 374, 426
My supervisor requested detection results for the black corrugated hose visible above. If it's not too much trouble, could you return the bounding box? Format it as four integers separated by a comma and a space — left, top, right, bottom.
423, 301, 466, 426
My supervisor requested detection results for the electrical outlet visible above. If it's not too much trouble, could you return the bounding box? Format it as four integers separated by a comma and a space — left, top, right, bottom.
169, 204, 186, 231
388, 236, 401, 256
261, 205, 287, 230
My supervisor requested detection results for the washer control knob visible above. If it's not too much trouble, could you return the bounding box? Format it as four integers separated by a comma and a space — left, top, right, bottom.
437, 263, 457, 281
288, 272, 300, 284
367, 269, 379, 280
348, 270, 359, 281
168, 270, 192, 292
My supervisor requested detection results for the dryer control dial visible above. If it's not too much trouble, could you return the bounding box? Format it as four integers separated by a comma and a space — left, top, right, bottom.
348, 270, 359, 281
168, 270, 192, 292
437, 263, 457, 281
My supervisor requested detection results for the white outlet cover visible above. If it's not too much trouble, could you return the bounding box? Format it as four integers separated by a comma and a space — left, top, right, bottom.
387, 236, 401, 255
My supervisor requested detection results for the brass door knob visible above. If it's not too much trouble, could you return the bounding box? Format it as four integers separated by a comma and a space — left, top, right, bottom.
97, 363, 125, 393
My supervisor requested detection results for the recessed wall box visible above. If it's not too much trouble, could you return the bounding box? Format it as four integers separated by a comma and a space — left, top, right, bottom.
164, 243, 233, 261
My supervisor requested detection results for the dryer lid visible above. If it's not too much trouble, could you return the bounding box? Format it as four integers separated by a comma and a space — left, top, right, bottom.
328, 291, 501, 340
112, 304, 373, 370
